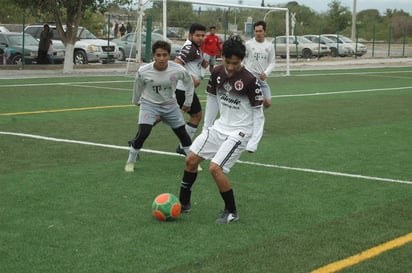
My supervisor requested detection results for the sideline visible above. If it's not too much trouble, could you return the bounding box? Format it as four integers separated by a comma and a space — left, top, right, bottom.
0, 104, 134, 116
1, 131, 411, 186
310, 232, 412, 273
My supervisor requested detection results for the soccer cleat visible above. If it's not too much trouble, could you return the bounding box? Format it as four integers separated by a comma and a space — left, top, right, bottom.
124, 162, 135, 172
180, 202, 192, 213
176, 145, 186, 155
215, 210, 239, 224
197, 164, 203, 172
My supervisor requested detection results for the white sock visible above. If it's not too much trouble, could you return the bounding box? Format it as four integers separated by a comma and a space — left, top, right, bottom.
127, 146, 140, 163
182, 146, 191, 156
185, 123, 198, 140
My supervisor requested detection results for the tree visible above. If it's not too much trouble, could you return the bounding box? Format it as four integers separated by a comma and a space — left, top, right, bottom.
13, 0, 132, 73
324, 0, 352, 33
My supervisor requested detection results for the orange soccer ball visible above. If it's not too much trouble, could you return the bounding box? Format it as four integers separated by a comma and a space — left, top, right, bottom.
152, 193, 181, 221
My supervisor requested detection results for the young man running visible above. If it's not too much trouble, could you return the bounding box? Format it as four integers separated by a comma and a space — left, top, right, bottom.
178, 36, 265, 224
124, 41, 194, 172
174, 23, 208, 155
244, 20, 276, 108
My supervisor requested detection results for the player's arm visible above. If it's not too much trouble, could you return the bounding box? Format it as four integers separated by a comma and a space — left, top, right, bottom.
202, 93, 219, 132
264, 46, 276, 77
182, 70, 195, 110
132, 72, 143, 106
174, 57, 184, 66
246, 107, 265, 153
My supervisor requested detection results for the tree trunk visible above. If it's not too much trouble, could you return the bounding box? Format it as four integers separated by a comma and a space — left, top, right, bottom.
63, 43, 75, 73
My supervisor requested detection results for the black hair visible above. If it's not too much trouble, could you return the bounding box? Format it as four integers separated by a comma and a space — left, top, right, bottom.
189, 23, 206, 34
152, 40, 171, 55
253, 20, 266, 31
221, 35, 246, 60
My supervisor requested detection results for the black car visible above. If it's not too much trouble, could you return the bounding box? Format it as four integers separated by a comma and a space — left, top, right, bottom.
0, 32, 39, 64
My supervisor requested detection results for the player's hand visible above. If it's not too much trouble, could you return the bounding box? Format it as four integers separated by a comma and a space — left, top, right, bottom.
192, 77, 200, 88
202, 59, 209, 68
260, 73, 267, 81
182, 105, 191, 113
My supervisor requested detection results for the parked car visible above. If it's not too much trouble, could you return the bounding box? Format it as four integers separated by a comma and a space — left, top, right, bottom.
274, 35, 330, 58
112, 32, 181, 62
0, 32, 65, 64
0, 26, 10, 32
25, 24, 120, 64
322, 34, 367, 56
153, 29, 181, 39
0, 32, 37, 64
303, 35, 353, 57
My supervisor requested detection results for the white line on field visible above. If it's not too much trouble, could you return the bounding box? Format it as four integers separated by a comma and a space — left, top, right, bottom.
0, 80, 134, 88
1, 131, 411, 186
272, 86, 412, 98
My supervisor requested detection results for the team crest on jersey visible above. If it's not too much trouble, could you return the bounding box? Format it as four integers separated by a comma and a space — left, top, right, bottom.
234, 80, 244, 91
223, 82, 232, 92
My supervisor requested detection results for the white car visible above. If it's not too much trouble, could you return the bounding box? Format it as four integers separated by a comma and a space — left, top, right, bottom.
274, 36, 330, 58
303, 35, 353, 57
25, 24, 120, 64
0, 26, 10, 32
322, 34, 367, 56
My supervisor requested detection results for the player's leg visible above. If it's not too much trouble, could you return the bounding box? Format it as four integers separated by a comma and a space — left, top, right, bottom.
125, 105, 157, 172
210, 135, 246, 223
178, 128, 217, 212
160, 103, 192, 156
208, 55, 217, 73
175, 90, 202, 153
260, 79, 272, 108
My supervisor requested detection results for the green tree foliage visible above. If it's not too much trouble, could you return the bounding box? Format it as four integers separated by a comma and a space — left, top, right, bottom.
145, 1, 195, 29
324, 0, 352, 33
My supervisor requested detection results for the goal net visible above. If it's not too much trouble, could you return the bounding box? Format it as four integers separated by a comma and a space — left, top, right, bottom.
126, 0, 290, 76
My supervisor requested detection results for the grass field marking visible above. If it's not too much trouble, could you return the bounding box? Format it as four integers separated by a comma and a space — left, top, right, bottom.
68, 84, 130, 91
272, 86, 412, 98
310, 232, 412, 273
1, 131, 411, 186
0, 80, 134, 88
0, 105, 134, 116
280, 69, 412, 78
239, 160, 412, 185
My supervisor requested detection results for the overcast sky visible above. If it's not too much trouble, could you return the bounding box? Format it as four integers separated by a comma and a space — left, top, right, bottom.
215, 0, 412, 14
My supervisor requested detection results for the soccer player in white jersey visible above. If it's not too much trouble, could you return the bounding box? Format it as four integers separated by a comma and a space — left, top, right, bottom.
174, 23, 208, 155
244, 20, 276, 108
124, 41, 194, 172
178, 35, 265, 224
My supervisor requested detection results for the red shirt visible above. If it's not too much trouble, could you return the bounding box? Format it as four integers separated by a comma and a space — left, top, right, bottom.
201, 34, 222, 56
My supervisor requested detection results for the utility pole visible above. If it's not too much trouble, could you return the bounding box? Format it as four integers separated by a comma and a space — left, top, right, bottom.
351, 0, 357, 41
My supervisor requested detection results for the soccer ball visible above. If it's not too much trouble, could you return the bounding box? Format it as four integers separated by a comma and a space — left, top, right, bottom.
152, 193, 181, 221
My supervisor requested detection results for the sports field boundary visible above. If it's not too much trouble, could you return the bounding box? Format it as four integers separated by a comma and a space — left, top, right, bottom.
1, 131, 411, 186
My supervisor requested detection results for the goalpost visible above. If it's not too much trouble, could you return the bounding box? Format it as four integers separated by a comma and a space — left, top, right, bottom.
128, 0, 290, 76
165, 0, 290, 76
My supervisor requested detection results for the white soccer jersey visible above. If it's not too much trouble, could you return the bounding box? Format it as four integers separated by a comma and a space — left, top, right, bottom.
204, 65, 264, 140
244, 38, 276, 77
132, 61, 194, 107
176, 39, 203, 90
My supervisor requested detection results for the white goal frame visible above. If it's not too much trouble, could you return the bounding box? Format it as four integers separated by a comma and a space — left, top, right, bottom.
163, 0, 291, 76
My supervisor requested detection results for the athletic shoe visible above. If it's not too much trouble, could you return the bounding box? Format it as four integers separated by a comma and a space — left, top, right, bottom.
215, 210, 239, 224
181, 202, 192, 213
124, 162, 135, 172
197, 165, 203, 172
176, 145, 186, 155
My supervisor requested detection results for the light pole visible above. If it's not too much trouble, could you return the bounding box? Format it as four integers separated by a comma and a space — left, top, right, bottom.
351, 0, 357, 41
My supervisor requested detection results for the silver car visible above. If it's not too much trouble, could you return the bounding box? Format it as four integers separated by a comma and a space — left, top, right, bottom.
25, 24, 120, 64
303, 35, 353, 57
112, 32, 181, 62
274, 36, 330, 58
322, 34, 367, 56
